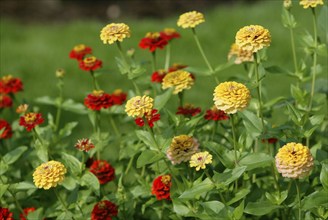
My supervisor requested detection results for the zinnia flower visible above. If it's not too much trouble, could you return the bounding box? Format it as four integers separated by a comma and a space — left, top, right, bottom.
111, 89, 127, 105
139, 32, 168, 52
0, 207, 13, 220
16, 104, 29, 114
135, 109, 160, 128
162, 70, 194, 94
151, 175, 172, 200
176, 104, 201, 117
125, 95, 154, 118
20, 207, 36, 220
84, 90, 114, 111
228, 43, 254, 64
91, 200, 118, 220
0, 75, 23, 94
89, 160, 115, 184
160, 28, 181, 41
151, 69, 167, 83
177, 11, 205, 29
19, 112, 44, 131
79, 56, 102, 71
275, 142, 314, 179
100, 23, 131, 44
189, 151, 213, 171
235, 25, 271, 53
204, 105, 229, 121
166, 135, 199, 165
69, 44, 92, 60
33, 160, 67, 190
75, 138, 95, 152
299, 0, 323, 8
0, 94, 13, 109
0, 119, 12, 139
213, 81, 251, 114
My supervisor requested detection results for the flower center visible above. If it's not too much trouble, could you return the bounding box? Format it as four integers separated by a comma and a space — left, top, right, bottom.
2, 75, 13, 83
113, 89, 122, 95
74, 44, 86, 52
146, 32, 160, 39
92, 90, 104, 97
83, 56, 97, 65
24, 113, 37, 123
197, 156, 203, 161
161, 175, 171, 185
163, 28, 176, 35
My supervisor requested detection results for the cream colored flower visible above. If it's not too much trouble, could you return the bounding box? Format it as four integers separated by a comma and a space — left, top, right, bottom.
213, 81, 251, 114
162, 70, 194, 94
235, 25, 271, 53
299, 0, 324, 9
55, 68, 65, 78
166, 135, 199, 165
16, 104, 29, 114
284, 0, 293, 9
275, 142, 314, 178
228, 43, 254, 64
33, 161, 67, 190
177, 11, 205, 29
189, 151, 213, 171
125, 95, 153, 118
100, 23, 131, 44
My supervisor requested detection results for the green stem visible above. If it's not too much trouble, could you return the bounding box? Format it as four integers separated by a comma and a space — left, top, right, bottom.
230, 114, 239, 167
90, 71, 100, 90
178, 92, 184, 107
124, 155, 134, 175
151, 51, 157, 72
33, 128, 45, 147
54, 188, 75, 220
164, 43, 171, 70
295, 180, 302, 220
289, 27, 299, 80
109, 115, 121, 137
80, 152, 85, 176
211, 122, 218, 141
95, 111, 101, 160
55, 78, 64, 132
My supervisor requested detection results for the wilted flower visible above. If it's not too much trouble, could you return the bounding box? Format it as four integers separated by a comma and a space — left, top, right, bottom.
0, 207, 13, 220
125, 95, 154, 118
19, 112, 44, 131
228, 43, 254, 64
162, 70, 194, 94
152, 175, 172, 200
16, 104, 29, 114
84, 90, 114, 111
0, 94, 13, 109
299, 0, 323, 8
166, 135, 199, 165
204, 106, 229, 121
151, 69, 167, 83
91, 200, 118, 220
176, 104, 201, 117
0, 75, 23, 94
79, 56, 102, 71
177, 11, 205, 29
0, 119, 12, 139
20, 207, 36, 220
89, 160, 115, 184
33, 160, 67, 190
139, 32, 168, 52
160, 28, 181, 41
56, 68, 65, 78
111, 89, 127, 105
213, 81, 251, 114
235, 25, 271, 53
135, 109, 160, 128
189, 151, 213, 171
275, 142, 314, 179
75, 138, 95, 152
69, 44, 92, 60
100, 23, 131, 44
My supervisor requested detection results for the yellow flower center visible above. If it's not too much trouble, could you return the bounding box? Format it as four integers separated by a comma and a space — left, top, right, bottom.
161, 175, 171, 185
163, 28, 176, 35
145, 32, 160, 39
92, 90, 104, 97
2, 75, 13, 83
24, 113, 37, 123
73, 44, 86, 52
83, 56, 97, 65
113, 89, 122, 95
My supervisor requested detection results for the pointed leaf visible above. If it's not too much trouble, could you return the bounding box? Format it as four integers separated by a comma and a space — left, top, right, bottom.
179, 178, 214, 199
154, 88, 174, 111
136, 150, 163, 168
3, 146, 28, 165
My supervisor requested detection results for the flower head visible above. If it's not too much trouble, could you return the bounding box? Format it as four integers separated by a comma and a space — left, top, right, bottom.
275, 143, 314, 179
0, 94, 13, 109
84, 90, 114, 111
189, 151, 213, 171
111, 89, 127, 105
16, 104, 29, 114
176, 104, 201, 117
69, 44, 92, 60
235, 25, 271, 53
20, 207, 36, 220
0, 119, 12, 139
166, 135, 199, 165
100, 23, 131, 44
0, 207, 13, 220
299, 0, 323, 8
152, 175, 172, 200
228, 43, 254, 64
160, 28, 181, 41
0, 75, 23, 94
91, 200, 118, 220
125, 95, 154, 118
284, 0, 293, 9
33, 160, 66, 190
89, 160, 115, 184
56, 68, 65, 78
204, 105, 230, 121
139, 32, 168, 52
177, 11, 205, 29
19, 112, 44, 131
213, 81, 251, 114
79, 56, 102, 71
162, 70, 194, 94
135, 109, 160, 128
75, 138, 95, 152
151, 69, 168, 83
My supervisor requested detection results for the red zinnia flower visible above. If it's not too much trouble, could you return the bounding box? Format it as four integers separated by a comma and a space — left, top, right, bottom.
75, 138, 95, 152
0, 207, 14, 220
89, 160, 115, 184
0, 119, 13, 139
111, 89, 127, 105
135, 109, 160, 128
151, 69, 167, 83
160, 28, 181, 41
168, 63, 188, 72
0, 75, 23, 94
91, 200, 118, 220
262, 138, 278, 144
19, 112, 44, 132
84, 90, 114, 111
176, 104, 201, 117
20, 207, 36, 220
79, 56, 102, 71
204, 106, 229, 121
0, 94, 13, 109
69, 44, 92, 61
139, 32, 168, 52
152, 175, 171, 200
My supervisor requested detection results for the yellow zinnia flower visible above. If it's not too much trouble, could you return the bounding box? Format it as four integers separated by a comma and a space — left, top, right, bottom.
228, 43, 254, 64
33, 161, 67, 190
166, 135, 199, 165
213, 81, 251, 114
235, 25, 271, 53
177, 11, 205, 29
162, 70, 194, 94
125, 95, 153, 118
189, 151, 213, 171
100, 23, 131, 44
299, 0, 324, 9
275, 142, 314, 179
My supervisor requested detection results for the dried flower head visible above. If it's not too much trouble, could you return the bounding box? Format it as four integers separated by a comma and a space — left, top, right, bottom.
16, 104, 29, 114
166, 135, 199, 165
91, 200, 118, 220
0, 119, 12, 139
79, 56, 102, 71
89, 160, 115, 184
176, 104, 201, 117
213, 81, 251, 114
204, 105, 229, 121
162, 70, 194, 94
228, 43, 254, 64
100, 23, 131, 44
235, 25, 271, 53
125, 95, 154, 118
0, 94, 13, 109
275, 142, 314, 179
69, 44, 92, 60
84, 90, 114, 111
75, 138, 95, 152
0, 75, 23, 94
33, 160, 67, 190
152, 175, 172, 200
19, 112, 44, 131
299, 0, 323, 8
177, 11, 205, 29
189, 151, 213, 171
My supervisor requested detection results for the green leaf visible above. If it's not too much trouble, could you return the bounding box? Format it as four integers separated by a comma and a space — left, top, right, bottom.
309, 114, 325, 126
286, 102, 303, 126
233, 200, 244, 220
57, 211, 73, 220
61, 176, 77, 191
34, 139, 48, 162
302, 190, 328, 210
265, 65, 290, 75
35, 96, 56, 106
81, 172, 100, 196
263, 96, 286, 109
265, 190, 288, 205
27, 208, 44, 220
135, 130, 157, 149
0, 161, 9, 175
154, 88, 174, 111
115, 57, 129, 75
213, 166, 247, 186
62, 153, 82, 175
0, 184, 9, 199
15, 181, 37, 190
281, 8, 297, 28
128, 64, 146, 79
3, 146, 28, 165
136, 150, 163, 168
227, 188, 251, 205
172, 200, 191, 216
59, 122, 78, 138
244, 200, 278, 216
179, 178, 214, 199
201, 201, 225, 214
239, 110, 263, 138
239, 153, 273, 171
320, 162, 328, 191
61, 99, 88, 114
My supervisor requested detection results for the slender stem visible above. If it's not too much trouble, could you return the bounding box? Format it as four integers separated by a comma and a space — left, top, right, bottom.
124, 155, 134, 175
109, 115, 120, 137
178, 92, 184, 107
151, 51, 157, 72
80, 152, 85, 176
55, 78, 63, 132
33, 128, 45, 147
164, 44, 171, 70
95, 111, 101, 160
90, 71, 100, 90
54, 188, 75, 220
295, 180, 302, 220
211, 122, 218, 141
271, 163, 281, 196
230, 114, 238, 167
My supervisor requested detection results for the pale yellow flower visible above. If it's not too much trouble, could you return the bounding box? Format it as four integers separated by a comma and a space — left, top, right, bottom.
235, 25, 271, 53
125, 95, 153, 118
189, 151, 213, 171
177, 11, 205, 29
100, 23, 131, 44
275, 142, 314, 178
56, 68, 65, 78
284, 0, 293, 9
162, 70, 194, 94
299, 0, 324, 8
33, 161, 67, 190
166, 135, 199, 165
228, 43, 254, 64
213, 81, 251, 114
